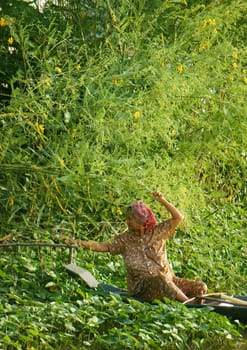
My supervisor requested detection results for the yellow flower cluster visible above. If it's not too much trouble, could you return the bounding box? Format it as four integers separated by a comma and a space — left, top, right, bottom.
202, 18, 216, 28
112, 79, 120, 86
199, 40, 210, 52
208, 18, 216, 26
105, 37, 114, 50
111, 13, 117, 24
35, 122, 45, 137
0, 17, 14, 26
0, 17, 7, 26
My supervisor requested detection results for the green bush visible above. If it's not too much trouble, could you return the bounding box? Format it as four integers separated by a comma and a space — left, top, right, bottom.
0, 1, 246, 349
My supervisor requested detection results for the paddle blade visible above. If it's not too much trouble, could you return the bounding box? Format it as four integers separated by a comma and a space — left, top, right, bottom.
65, 263, 99, 288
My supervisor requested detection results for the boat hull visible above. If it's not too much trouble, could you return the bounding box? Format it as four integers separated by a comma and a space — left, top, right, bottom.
65, 264, 247, 324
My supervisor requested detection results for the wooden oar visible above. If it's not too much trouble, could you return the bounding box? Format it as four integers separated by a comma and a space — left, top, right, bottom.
202, 293, 247, 306
220, 294, 247, 306
184, 293, 247, 306
65, 263, 99, 288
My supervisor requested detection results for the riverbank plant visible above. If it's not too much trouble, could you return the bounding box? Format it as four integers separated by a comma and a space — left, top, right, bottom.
0, 0, 246, 349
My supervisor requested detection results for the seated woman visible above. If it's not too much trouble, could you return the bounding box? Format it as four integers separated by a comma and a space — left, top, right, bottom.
67, 191, 207, 303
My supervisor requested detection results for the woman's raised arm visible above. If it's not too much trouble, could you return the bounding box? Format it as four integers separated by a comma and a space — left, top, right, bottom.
152, 191, 184, 228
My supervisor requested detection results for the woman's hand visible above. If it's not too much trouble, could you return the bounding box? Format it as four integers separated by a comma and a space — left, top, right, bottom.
60, 235, 79, 245
152, 191, 164, 202
151, 191, 184, 228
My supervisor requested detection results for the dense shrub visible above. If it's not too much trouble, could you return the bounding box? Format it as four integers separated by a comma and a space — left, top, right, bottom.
0, 1, 246, 349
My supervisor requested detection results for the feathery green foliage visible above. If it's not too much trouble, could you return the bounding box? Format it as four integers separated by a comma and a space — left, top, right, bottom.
0, 0, 246, 349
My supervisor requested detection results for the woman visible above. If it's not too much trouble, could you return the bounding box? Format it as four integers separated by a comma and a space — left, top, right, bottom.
68, 191, 207, 303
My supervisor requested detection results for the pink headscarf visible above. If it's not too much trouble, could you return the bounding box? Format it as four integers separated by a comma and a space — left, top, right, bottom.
127, 200, 157, 232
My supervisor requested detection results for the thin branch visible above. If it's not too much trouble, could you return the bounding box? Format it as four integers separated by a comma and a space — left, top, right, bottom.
0, 242, 77, 248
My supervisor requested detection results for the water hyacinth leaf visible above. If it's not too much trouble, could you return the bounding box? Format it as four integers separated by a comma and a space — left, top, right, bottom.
64, 321, 76, 332
87, 316, 100, 328
45, 281, 57, 289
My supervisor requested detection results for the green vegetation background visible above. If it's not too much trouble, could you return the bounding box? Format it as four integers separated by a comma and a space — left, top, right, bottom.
0, 0, 246, 349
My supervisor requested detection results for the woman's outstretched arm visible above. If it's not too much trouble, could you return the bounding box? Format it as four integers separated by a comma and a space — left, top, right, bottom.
64, 238, 111, 252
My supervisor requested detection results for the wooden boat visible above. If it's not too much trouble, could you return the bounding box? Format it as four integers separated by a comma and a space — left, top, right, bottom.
65, 263, 247, 324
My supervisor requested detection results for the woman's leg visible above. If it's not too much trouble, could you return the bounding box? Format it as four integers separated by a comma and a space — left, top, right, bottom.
173, 276, 207, 298
134, 275, 189, 302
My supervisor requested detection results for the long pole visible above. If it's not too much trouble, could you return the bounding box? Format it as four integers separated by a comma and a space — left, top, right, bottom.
0, 243, 75, 247
0, 242, 77, 263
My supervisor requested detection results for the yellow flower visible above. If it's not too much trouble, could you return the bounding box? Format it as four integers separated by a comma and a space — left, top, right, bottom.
232, 62, 238, 69
75, 64, 81, 71
202, 19, 216, 30
108, 41, 114, 50
0, 17, 7, 27
177, 64, 183, 73
59, 158, 65, 168
112, 79, 120, 86
35, 123, 45, 136
43, 179, 50, 189
44, 78, 51, 87
199, 40, 210, 52
9, 198, 14, 206
8, 37, 14, 45
202, 19, 207, 28
111, 13, 117, 24
243, 77, 247, 84
208, 18, 216, 26
54, 67, 62, 74
232, 50, 238, 59
116, 208, 123, 215
134, 111, 141, 119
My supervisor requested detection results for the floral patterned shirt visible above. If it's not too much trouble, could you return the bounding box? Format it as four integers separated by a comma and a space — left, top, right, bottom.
108, 220, 175, 296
